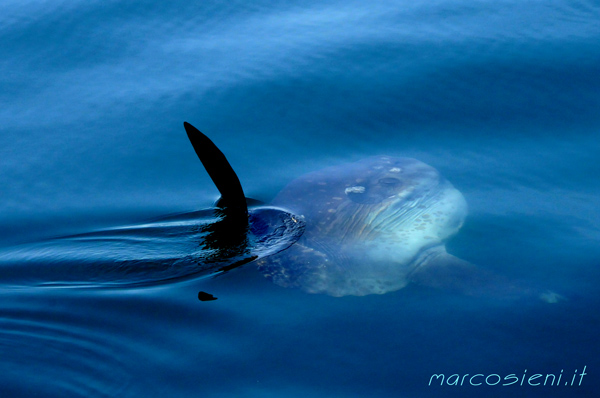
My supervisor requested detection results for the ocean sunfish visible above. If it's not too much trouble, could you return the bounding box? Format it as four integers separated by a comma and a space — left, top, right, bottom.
256, 155, 483, 297
192, 127, 560, 302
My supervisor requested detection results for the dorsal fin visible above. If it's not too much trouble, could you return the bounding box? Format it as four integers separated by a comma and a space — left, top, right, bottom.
183, 122, 248, 214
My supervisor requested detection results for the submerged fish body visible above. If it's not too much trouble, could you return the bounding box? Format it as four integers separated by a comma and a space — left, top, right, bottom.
258, 156, 470, 297
1, 123, 549, 300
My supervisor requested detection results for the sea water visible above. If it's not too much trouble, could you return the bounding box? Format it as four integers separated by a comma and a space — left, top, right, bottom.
0, 0, 599, 397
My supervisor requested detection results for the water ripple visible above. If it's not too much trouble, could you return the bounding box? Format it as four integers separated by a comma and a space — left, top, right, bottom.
0, 207, 304, 288
0, 296, 132, 397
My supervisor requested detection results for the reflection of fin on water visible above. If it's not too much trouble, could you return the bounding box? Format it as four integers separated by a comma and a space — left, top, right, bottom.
198, 291, 217, 301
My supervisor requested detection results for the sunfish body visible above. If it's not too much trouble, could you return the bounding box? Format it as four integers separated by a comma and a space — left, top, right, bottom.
257, 155, 473, 297
181, 125, 560, 302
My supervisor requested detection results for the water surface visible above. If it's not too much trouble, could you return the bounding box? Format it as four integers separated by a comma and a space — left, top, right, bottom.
1, 0, 599, 397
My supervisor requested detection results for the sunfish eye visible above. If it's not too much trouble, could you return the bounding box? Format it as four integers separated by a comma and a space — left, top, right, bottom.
378, 177, 401, 186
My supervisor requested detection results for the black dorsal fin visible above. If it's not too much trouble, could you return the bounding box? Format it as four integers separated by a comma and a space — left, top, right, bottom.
183, 122, 248, 213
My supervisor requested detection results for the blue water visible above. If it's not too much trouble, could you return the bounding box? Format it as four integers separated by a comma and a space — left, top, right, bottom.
1, 0, 599, 397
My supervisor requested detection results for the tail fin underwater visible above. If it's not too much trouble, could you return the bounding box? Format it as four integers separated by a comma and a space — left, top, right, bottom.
183, 122, 248, 215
